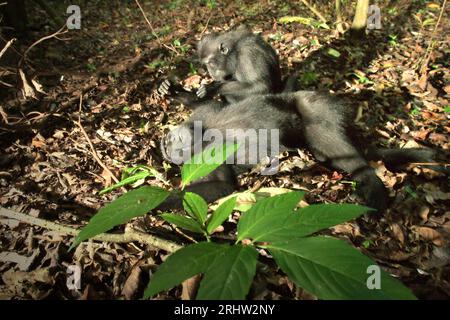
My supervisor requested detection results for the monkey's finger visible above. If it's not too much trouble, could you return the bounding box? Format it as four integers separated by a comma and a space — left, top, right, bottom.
158, 87, 167, 96
158, 81, 172, 96
196, 86, 207, 98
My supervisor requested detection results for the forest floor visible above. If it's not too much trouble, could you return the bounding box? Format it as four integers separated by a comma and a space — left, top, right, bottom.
0, 0, 448, 299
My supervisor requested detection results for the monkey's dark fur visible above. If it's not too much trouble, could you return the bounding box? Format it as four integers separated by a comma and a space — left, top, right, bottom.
158, 91, 434, 212
159, 25, 285, 107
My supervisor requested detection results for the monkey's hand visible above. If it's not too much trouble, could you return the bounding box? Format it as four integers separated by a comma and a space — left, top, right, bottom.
353, 167, 389, 213
196, 82, 220, 99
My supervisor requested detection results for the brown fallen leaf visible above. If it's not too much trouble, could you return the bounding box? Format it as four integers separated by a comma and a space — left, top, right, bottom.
18, 69, 37, 99
390, 223, 405, 245
413, 226, 444, 246
418, 206, 430, 222
387, 251, 414, 262
183, 75, 201, 88
444, 85, 450, 94
122, 264, 143, 300
181, 275, 201, 300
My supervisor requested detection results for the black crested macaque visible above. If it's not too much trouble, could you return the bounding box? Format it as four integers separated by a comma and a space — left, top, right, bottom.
158, 25, 285, 107
157, 91, 435, 212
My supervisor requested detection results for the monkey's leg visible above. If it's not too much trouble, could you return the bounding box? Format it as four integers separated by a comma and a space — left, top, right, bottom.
303, 123, 388, 211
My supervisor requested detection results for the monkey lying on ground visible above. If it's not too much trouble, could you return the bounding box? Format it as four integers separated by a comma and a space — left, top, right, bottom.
158, 25, 287, 107
157, 91, 434, 212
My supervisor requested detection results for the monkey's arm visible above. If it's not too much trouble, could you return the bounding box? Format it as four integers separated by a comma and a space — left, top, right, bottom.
215, 80, 272, 100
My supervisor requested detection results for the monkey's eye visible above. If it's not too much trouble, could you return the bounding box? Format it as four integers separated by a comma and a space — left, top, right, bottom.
219, 43, 229, 55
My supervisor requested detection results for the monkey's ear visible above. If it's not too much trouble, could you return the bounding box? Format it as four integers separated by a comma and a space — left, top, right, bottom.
234, 24, 251, 33
197, 33, 217, 54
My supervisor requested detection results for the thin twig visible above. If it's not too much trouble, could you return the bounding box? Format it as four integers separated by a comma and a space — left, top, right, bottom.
0, 206, 182, 253
0, 38, 16, 60
18, 26, 68, 68
73, 95, 120, 185
409, 162, 449, 167
300, 0, 327, 23
420, 0, 447, 74
200, 12, 213, 37
0, 106, 9, 124
134, 0, 179, 55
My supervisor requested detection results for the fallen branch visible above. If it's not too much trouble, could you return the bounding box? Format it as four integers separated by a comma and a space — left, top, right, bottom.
0, 206, 182, 253
73, 95, 120, 185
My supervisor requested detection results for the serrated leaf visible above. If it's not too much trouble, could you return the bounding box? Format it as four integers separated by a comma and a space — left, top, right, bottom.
206, 197, 236, 234
267, 237, 417, 300
196, 245, 258, 300
327, 48, 341, 58
144, 242, 224, 298
160, 213, 204, 234
237, 191, 304, 242
181, 143, 238, 187
183, 192, 208, 224
70, 186, 169, 249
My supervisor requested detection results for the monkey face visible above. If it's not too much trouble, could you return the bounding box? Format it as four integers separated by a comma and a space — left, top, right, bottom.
161, 125, 193, 165
197, 26, 251, 82
198, 37, 232, 81
161, 124, 204, 165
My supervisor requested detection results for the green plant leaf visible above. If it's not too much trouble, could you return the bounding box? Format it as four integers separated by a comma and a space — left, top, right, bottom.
327, 48, 341, 58
242, 203, 371, 243
211, 187, 293, 212
206, 197, 236, 234
267, 237, 417, 300
183, 192, 208, 224
144, 242, 225, 298
181, 143, 238, 187
237, 191, 304, 242
196, 245, 258, 300
99, 171, 150, 195
292, 204, 373, 238
160, 213, 204, 234
70, 186, 169, 249
278, 16, 312, 25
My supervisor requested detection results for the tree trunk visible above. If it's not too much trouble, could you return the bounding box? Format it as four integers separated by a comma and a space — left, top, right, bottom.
350, 0, 369, 39
335, 0, 345, 34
